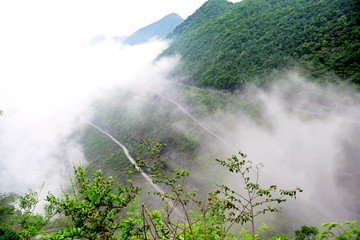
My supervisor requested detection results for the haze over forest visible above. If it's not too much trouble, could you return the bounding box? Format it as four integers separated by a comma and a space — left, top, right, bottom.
0, 0, 359, 238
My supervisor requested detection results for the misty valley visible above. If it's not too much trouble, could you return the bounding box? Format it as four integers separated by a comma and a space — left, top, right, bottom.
1, 0, 359, 239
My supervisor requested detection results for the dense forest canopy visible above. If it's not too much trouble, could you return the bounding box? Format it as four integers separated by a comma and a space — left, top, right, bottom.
163, 0, 360, 89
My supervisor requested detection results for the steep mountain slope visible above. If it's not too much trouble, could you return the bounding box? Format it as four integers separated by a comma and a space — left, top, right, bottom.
170, 0, 234, 37
80, 85, 251, 178
123, 13, 183, 45
163, 0, 360, 89
78, 85, 256, 205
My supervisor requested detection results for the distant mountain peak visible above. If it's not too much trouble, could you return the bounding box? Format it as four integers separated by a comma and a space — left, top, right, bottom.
88, 34, 106, 46
165, 12, 182, 18
122, 13, 183, 45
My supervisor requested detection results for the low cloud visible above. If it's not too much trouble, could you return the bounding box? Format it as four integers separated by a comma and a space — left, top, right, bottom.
216, 73, 360, 222
0, 39, 172, 195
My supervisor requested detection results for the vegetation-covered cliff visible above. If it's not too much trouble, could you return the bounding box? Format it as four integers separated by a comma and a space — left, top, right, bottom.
163, 0, 360, 89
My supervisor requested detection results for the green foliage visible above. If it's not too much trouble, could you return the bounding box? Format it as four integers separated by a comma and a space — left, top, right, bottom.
293, 221, 360, 240
0, 193, 19, 240
267, 234, 290, 240
163, 0, 360, 89
3, 145, 358, 239
0, 192, 17, 222
15, 185, 52, 240
317, 221, 360, 239
16, 212, 46, 240
0, 187, 51, 240
170, 0, 233, 38
238, 224, 270, 240
0, 225, 19, 240
3, 160, 359, 239
45, 166, 141, 239
295, 225, 318, 240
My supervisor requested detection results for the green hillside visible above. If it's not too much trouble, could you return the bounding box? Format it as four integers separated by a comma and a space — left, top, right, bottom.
79, 85, 256, 180
163, 0, 360, 89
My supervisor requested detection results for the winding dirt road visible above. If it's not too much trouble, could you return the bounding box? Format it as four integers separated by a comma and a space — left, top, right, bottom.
88, 122, 183, 217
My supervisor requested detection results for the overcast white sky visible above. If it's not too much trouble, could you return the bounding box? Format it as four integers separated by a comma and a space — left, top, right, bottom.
0, 0, 233, 107
1, 0, 210, 43
0, 0, 243, 89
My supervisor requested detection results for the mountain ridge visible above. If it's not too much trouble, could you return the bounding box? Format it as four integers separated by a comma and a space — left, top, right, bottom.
123, 12, 183, 45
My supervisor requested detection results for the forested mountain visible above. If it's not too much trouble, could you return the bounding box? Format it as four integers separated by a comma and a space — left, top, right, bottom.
123, 13, 183, 45
163, 0, 360, 89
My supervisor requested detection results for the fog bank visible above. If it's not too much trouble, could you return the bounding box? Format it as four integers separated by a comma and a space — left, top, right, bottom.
220, 73, 360, 222
0, 39, 171, 195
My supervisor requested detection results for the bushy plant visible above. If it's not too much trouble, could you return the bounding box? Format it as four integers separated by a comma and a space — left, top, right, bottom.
44, 166, 141, 239
295, 225, 318, 240
1, 149, 306, 239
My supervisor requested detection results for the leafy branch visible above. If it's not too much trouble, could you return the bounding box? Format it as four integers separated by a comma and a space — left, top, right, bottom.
210, 152, 303, 238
